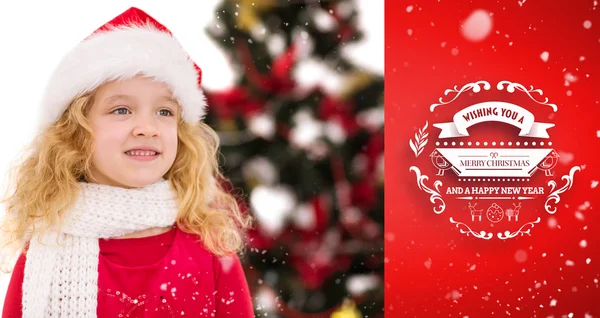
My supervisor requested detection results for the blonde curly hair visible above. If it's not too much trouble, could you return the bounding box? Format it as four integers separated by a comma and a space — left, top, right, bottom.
0, 90, 253, 273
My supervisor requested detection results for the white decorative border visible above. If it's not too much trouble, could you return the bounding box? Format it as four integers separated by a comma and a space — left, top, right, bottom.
409, 166, 446, 214
497, 80, 558, 112
448, 217, 542, 240
430, 80, 558, 113
410, 162, 574, 239
497, 217, 541, 239
545, 166, 581, 214
430, 81, 491, 112
413, 80, 578, 240
449, 218, 493, 240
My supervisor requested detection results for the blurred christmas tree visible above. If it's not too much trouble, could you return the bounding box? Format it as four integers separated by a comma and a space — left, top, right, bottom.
203, 0, 383, 317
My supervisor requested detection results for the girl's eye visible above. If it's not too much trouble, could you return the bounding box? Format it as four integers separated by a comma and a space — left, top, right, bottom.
112, 108, 130, 115
158, 109, 174, 116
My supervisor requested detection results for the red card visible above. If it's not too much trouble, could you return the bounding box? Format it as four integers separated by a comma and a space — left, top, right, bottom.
386, 0, 600, 316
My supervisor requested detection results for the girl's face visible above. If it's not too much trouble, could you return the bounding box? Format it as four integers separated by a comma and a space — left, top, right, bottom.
87, 76, 179, 188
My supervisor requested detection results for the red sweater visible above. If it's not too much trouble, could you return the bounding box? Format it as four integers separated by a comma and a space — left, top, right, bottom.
2, 226, 254, 317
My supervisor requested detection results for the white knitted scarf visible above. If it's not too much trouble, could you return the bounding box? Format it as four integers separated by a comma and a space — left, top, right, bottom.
22, 178, 179, 317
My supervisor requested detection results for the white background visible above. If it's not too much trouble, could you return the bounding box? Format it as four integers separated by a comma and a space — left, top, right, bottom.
0, 0, 383, 310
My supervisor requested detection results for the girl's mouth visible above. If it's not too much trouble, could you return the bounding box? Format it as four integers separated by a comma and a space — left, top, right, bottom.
124, 151, 160, 161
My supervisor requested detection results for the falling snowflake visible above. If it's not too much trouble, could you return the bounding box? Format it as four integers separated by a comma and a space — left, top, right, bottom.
445, 290, 462, 300
564, 72, 578, 86
515, 249, 527, 263
540, 51, 549, 62
424, 258, 432, 269
557, 151, 574, 165
346, 274, 380, 296
220, 255, 235, 273
461, 9, 493, 42
547, 217, 558, 229
565, 260, 575, 266
579, 201, 591, 210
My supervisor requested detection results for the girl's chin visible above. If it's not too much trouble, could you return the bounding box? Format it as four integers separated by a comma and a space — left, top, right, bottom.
108, 175, 163, 189
127, 178, 162, 188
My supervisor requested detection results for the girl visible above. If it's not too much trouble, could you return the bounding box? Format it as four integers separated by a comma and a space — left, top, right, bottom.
0, 7, 254, 318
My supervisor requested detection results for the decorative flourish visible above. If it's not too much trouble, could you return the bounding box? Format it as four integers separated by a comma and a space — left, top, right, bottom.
497, 217, 541, 239
496, 80, 558, 112
430, 81, 491, 112
409, 166, 446, 214
409, 121, 429, 158
449, 217, 493, 240
545, 166, 581, 214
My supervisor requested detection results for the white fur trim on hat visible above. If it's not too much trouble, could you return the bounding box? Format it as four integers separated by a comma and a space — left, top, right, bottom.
37, 23, 207, 132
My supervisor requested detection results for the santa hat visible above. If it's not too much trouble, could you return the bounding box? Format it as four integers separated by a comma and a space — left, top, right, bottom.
36, 7, 207, 132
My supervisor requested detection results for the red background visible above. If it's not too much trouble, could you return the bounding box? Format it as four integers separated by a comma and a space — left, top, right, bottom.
385, 0, 600, 316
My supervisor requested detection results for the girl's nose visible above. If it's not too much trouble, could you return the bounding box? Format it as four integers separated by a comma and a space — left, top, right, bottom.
132, 114, 160, 137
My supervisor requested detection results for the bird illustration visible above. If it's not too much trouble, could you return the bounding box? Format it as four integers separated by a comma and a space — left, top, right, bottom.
537, 149, 559, 176
430, 149, 453, 176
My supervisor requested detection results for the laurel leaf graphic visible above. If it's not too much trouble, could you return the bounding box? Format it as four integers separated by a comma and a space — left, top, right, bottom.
410, 121, 429, 158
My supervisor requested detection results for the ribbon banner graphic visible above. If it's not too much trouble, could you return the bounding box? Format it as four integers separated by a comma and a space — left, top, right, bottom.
434, 148, 556, 177
432, 102, 555, 139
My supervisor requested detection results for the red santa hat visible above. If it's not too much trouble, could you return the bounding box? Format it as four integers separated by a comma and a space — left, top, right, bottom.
37, 7, 207, 132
